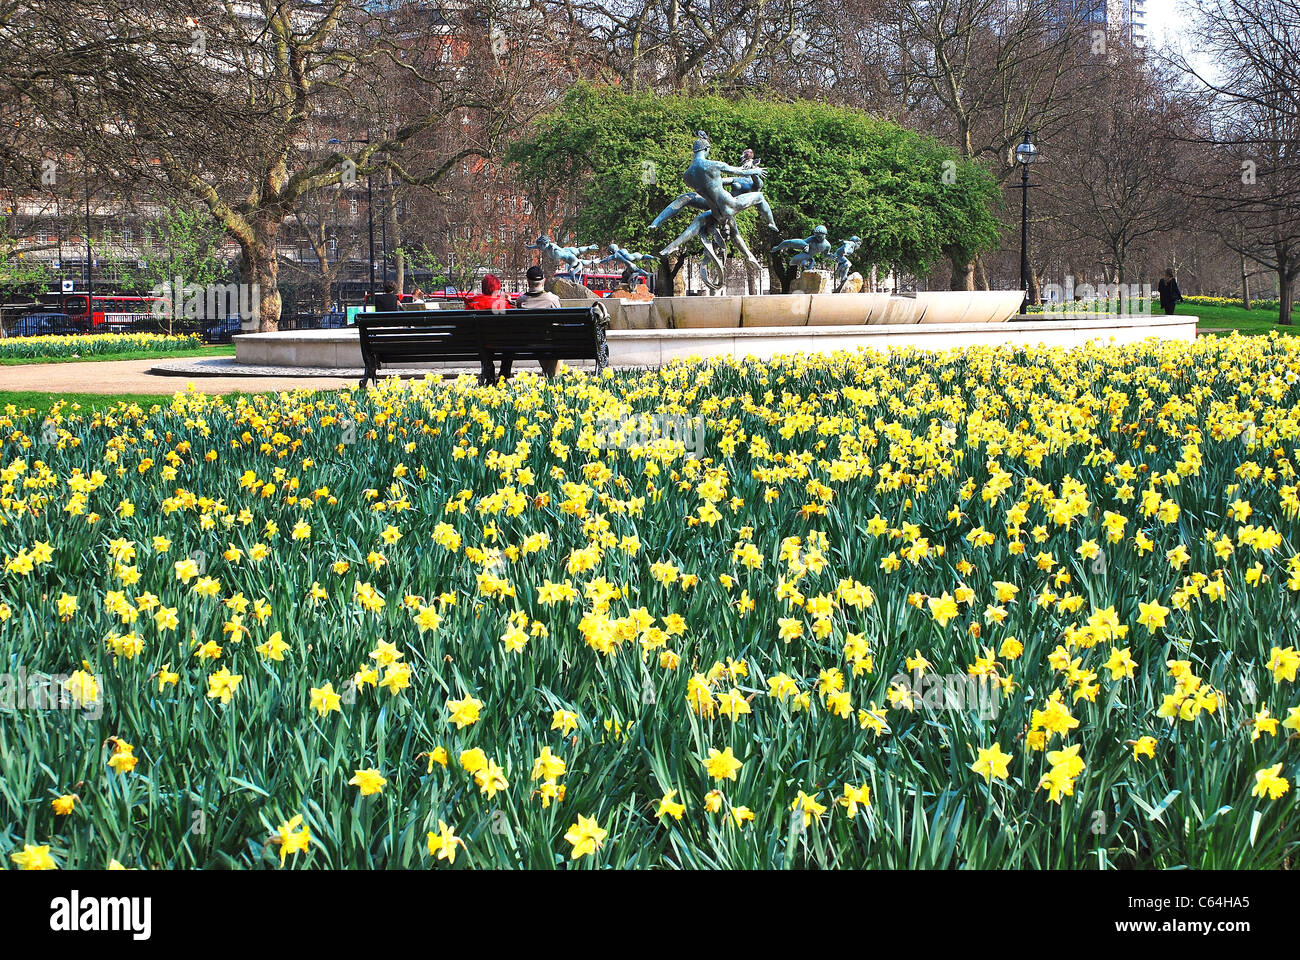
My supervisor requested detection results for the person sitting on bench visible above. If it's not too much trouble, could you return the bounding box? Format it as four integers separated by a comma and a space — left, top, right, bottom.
372, 281, 400, 312
463, 273, 513, 384
514, 265, 561, 378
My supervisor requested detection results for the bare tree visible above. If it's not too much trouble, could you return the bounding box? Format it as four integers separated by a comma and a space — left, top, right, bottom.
281, 186, 362, 317
1041, 52, 1194, 284
544, 0, 831, 93
1171, 0, 1300, 323
867, 0, 1095, 288
9, 0, 574, 329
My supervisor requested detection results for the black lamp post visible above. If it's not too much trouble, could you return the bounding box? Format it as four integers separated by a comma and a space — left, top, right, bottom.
379, 178, 389, 286
329, 136, 376, 301
1014, 129, 1038, 314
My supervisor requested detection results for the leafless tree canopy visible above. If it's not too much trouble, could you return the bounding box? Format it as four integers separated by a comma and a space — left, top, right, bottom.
1158, 0, 1300, 321
2, 0, 583, 327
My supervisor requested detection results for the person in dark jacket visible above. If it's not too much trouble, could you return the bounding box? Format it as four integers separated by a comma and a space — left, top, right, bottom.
464, 274, 513, 384
1157, 269, 1183, 315
372, 281, 400, 312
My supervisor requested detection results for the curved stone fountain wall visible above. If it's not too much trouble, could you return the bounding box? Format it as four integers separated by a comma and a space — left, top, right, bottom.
592, 290, 1025, 330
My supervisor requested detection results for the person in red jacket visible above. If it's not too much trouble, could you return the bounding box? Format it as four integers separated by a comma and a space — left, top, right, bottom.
464, 274, 513, 384
464, 273, 509, 311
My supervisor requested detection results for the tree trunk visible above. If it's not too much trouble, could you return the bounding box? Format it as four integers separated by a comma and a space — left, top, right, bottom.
1241, 251, 1251, 310
386, 168, 402, 293
746, 260, 759, 295
975, 255, 990, 291
654, 260, 670, 296
317, 258, 331, 316
949, 255, 975, 291
656, 254, 687, 296
1277, 239, 1293, 326
240, 222, 282, 332
770, 251, 795, 294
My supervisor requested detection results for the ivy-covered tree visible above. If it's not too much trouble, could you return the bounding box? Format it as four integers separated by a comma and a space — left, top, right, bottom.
507, 84, 1002, 292
0, 213, 55, 303
125, 205, 232, 287
395, 244, 450, 294
113, 204, 233, 332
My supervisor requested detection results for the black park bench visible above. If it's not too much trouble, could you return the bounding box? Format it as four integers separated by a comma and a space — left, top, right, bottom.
355, 303, 609, 388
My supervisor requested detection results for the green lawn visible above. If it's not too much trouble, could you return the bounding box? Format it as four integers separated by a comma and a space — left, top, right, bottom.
0, 392, 176, 422
1027, 296, 1298, 335
1181, 301, 1296, 335
0, 388, 284, 423
0, 344, 235, 365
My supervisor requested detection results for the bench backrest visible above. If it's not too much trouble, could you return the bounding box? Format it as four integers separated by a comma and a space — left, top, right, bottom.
357, 306, 605, 365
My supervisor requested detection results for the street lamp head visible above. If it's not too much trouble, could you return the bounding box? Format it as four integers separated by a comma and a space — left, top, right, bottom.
1015, 131, 1039, 165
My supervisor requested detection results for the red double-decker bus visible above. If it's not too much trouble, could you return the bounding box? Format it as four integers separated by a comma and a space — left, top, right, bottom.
554, 272, 653, 297
59, 294, 166, 332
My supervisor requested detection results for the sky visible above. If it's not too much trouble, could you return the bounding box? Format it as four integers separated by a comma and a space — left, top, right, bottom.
1143, 0, 1188, 48
1143, 0, 1219, 80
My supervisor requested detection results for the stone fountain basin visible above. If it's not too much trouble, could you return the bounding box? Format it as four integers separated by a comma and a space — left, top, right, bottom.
596, 292, 949, 329
419, 291, 1023, 328
914, 290, 1025, 324
809, 293, 923, 325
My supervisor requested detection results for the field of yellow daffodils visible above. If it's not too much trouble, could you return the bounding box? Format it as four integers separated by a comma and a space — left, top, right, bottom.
0, 333, 203, 361
2, 334, 1299, 869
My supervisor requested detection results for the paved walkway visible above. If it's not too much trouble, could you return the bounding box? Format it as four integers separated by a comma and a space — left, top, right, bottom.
0, 359, 356, 395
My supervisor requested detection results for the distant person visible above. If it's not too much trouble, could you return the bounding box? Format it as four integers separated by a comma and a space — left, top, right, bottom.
515, 265, 561, 378
464, 274, 513, 384
1157, 269, 1183, 315
373, 281, 400, 312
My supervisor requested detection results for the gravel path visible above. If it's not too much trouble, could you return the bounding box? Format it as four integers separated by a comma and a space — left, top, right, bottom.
0, 359, 356, 395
